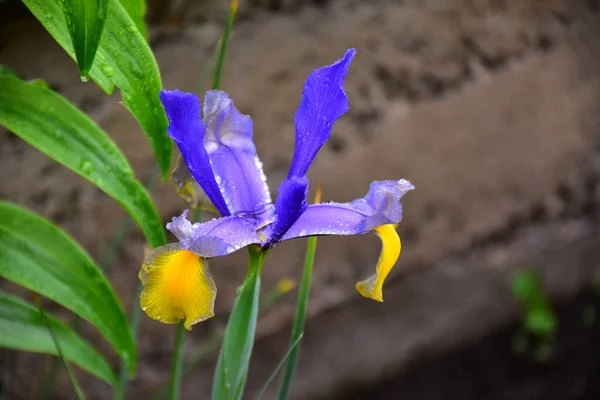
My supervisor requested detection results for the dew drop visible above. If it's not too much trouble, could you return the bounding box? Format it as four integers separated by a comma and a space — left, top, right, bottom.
80, 75, 89, 83
101, 64, 115, 77
299, 229, 308, 236
80, 160, 94, 175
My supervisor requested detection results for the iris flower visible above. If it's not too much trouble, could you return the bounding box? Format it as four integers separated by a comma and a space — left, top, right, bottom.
140, 49, 414, 329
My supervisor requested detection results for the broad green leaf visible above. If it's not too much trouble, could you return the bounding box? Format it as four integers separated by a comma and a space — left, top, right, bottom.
118, 0, 147, 39
0, 292, 115, 385
0, 201, 136, 374
60, 0, 109, 78
22, 0, 171, 177
0, 75, 166, 249
213, 248, 264, 400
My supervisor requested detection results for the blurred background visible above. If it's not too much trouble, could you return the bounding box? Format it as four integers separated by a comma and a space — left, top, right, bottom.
2, 0, 600, 398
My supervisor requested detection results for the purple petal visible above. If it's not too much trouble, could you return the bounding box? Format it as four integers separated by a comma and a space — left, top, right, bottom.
160, 90, 230, 216
202, 91, 276, 227
287, 49, 356, 178
268, 176, 309, 243
279, 180, 414, 241
167, 210, 262, 257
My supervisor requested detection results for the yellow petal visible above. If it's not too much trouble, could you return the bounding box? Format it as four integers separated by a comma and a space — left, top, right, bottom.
356, 224, 401, 302
139, 244, 216, 330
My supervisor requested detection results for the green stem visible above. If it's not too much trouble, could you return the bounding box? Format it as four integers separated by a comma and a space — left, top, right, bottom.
212, 0, 238, 90
277, 235, 318, 399
167, 322, 186, 400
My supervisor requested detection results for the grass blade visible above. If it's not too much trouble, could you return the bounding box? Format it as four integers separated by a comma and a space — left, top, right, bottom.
256, 334, 303, 400
31, 294, 86, 400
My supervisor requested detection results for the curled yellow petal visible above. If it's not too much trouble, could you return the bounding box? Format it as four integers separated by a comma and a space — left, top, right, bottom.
356, 224, 401, 302
139, 244, 216, 330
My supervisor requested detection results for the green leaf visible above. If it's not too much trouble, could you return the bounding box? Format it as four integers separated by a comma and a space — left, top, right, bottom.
0, 74, 166, 249
213, 247, 264, 400
118, 0, 147, 39
60, 0, 109, 78
21, 0, 171, 178
0, 292, 115, 385
0, 201, 136, 374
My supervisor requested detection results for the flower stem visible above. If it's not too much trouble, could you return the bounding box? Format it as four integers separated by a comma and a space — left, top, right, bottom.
277, 185, 321, 399
167, 322, 186, 400
212, 0, 238, 90
276, 235, 317, 400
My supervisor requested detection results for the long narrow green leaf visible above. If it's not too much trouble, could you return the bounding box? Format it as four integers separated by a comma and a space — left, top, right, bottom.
213, 247, 265, 400
0, 293, 115, 385
0, 74, 166, 249
21, 0, 171, 177
60, 0, 108, 78
0, 201, 136, 374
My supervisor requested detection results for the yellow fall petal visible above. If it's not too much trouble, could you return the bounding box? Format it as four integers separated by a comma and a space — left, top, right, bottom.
139, 244, 216, 330
356, 224, 401, 302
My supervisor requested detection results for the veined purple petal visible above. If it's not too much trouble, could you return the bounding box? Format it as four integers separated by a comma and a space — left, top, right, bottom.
268, 176, 309, 243
287, 48, 356, 178
160, 90, 230, 216
279, 179, 414, 241
167, 210, 262, 257
202, 90, 275, 227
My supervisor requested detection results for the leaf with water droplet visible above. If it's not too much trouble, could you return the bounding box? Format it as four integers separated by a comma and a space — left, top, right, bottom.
21, 0, 170, 178
0, 74, 166, 266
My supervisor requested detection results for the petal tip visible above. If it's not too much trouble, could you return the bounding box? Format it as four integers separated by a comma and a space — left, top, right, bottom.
356, 282, 383, 302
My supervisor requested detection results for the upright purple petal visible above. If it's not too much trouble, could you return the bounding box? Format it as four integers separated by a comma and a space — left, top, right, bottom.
279, 180, 414, 241
167, 210, 262, 257
287, 48, 356, 178
202, 91, 276, 228
268, 176, 309, 243
160, 90, 230, 216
